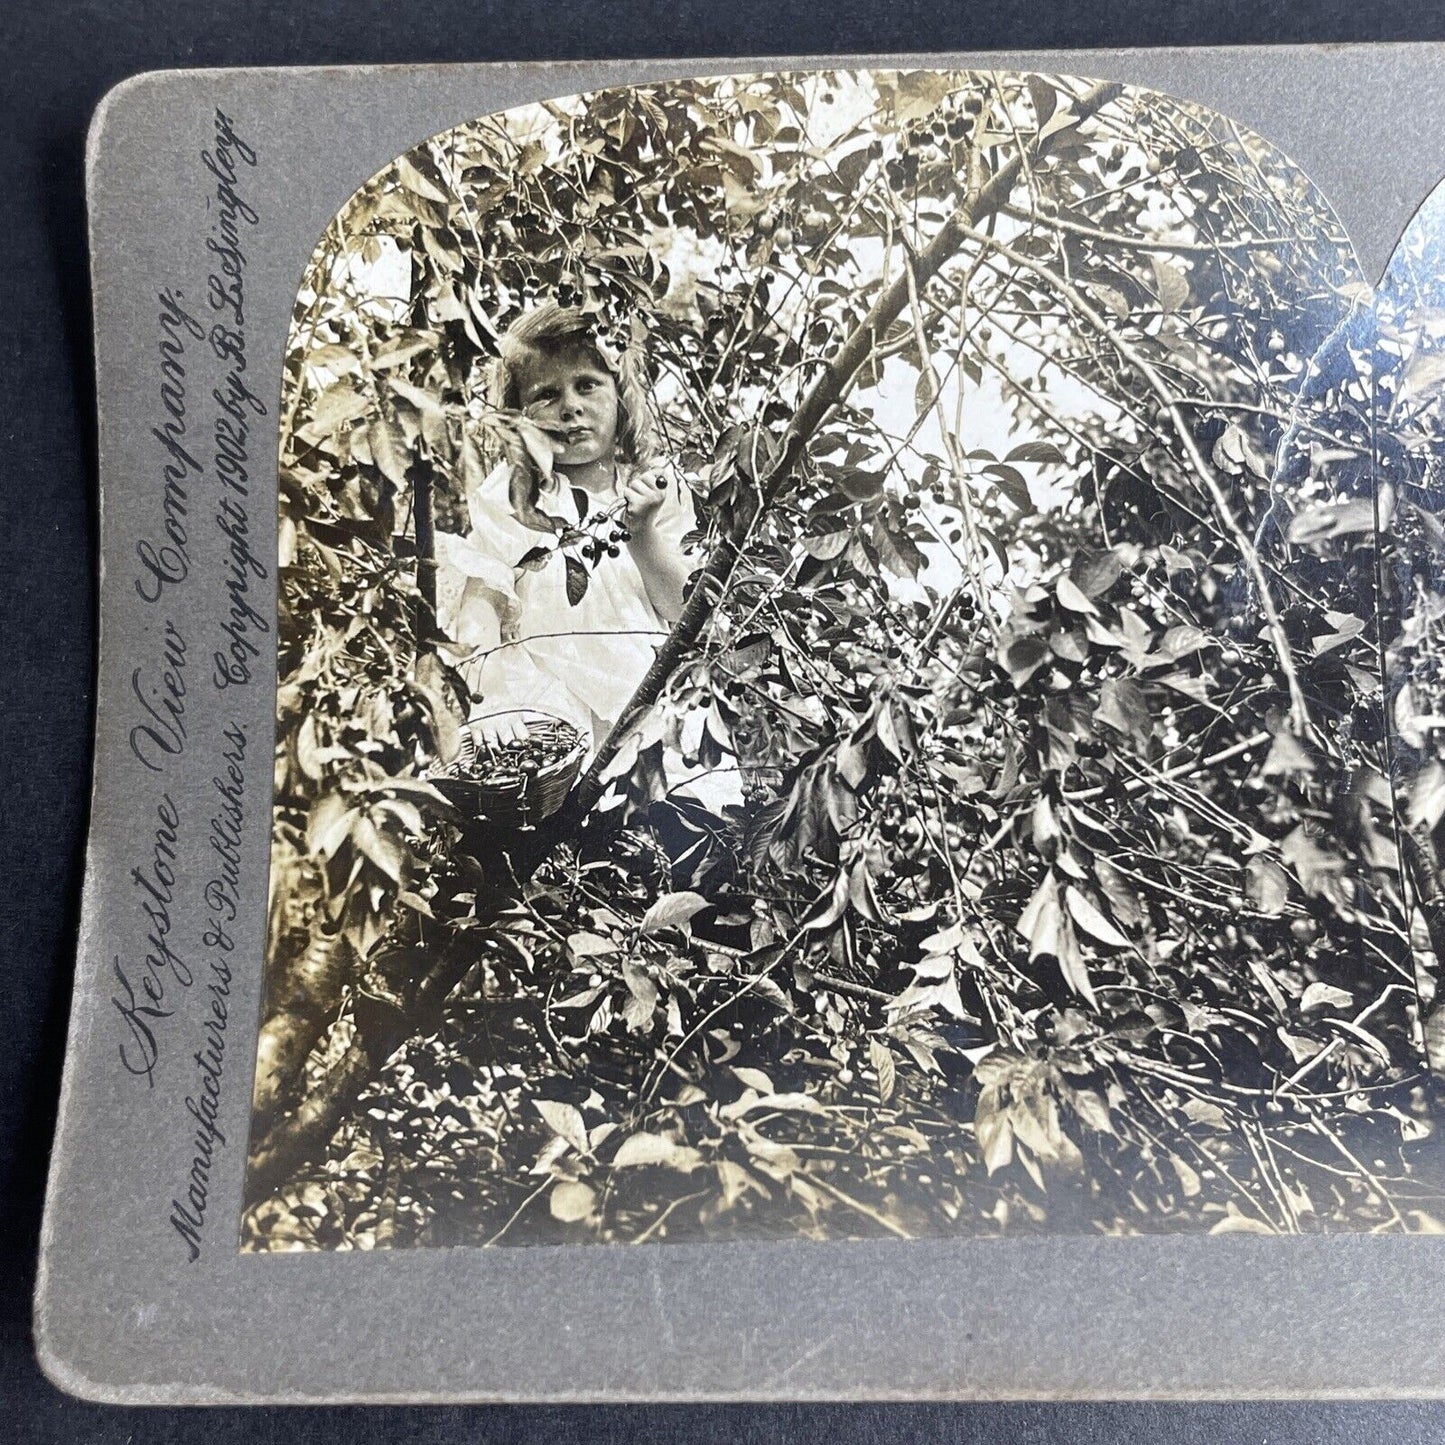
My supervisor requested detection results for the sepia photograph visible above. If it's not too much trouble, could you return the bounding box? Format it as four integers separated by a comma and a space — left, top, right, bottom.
242, 67, 1445, 1251
1377, 177, 1445, 1092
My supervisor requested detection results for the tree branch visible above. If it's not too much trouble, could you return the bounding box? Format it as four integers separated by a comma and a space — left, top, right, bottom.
411, 456, 438, 647
953, 220, 1313, 735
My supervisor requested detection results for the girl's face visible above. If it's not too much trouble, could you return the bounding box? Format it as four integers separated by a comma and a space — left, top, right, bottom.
518, 343, 620, 474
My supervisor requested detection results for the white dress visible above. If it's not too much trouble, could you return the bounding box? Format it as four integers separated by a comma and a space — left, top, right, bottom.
434, 460, 698, 755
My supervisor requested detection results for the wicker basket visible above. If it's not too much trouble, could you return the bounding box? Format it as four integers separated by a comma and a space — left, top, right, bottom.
431, 711, 587, 828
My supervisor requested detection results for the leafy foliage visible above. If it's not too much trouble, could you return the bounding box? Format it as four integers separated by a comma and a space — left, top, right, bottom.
245, 70, 1445, 1250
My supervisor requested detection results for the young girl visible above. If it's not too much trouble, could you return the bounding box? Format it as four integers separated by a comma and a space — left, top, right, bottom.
435, 303, 698, 756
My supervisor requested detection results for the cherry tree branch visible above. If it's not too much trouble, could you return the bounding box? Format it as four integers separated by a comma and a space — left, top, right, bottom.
954, 220, 1312, 735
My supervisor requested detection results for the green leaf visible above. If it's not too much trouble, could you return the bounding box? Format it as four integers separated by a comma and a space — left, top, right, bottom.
299, 382, 370, 442
396, 889, 434, 919
1150, 255, 1190, 313
554, 983, 606, 1011
622, 962, 659, 1012
975, 1091, 1014, 1173
1026, 75, 1057, 131
1055, 922, 1097, 1008
414, 650, 464, 764
1017, 872, 1063, 959
1070, 1088, 1113, 1135
1006, 440, 1066, 465
1051, 629, 1088, 664
836, 733, 868, 789
1400, 348, 1445, 402
731, 1066, 775, 1095
1182, 1098, 1230, 1132
803, 869, 851, 933
307, 794, 354, 859
869, 1038, 897, 1105
1286, 497, 1375, 544
567, 930, 618, 959
921, 920, 964, 954
873, 519, 927, 578
640, 890, 709, 934
370, 334, 436, 370
535, 1100, 590, 1157
549, 1181, 597, 1223
716, 1159, 767, 1208
1261, 731, 1314, 777
736, 425, 779, 483
1301, 981, 1354, 1014
1280, 825, 1345, 896
886, 69, 953, 126
834, 146, 874, 194
914, 363, 941, 415
1032, 793, 1061, 851
1056, 575, 1098, 615
837, 469, 885, 502
1424, 1008, 1445, 1073
804, 529, 851, 560
1244, 855, 1289, 916
368, 414, 409, 487
305, 342, 362, 376
894, 964, 967, 1021
1002, 635, 1050, 686
622, 991, 657, 1034
874, 697, 907, 762
1170, 1154, 1202, 1199
514, 416, 557, 479
1409, 762, 1445, 831
1037, 104, 1079, 145
985, 463, 1032, 511
385, 375, 448, 423
1095, 677, 1149, 739
1209, 1204, 1277, 1235
1064, 887, 1130, 948
1155, 624, 1210, 662
720, 1089, 823, 1121
612, 1132, 704, 1172
1092, 282, 1130, 319
352, 815, 407, 884
565, 555, 589, 606
750, 975, 794, 1014
1312, 612, 1366, 656
396, 155, 452, 203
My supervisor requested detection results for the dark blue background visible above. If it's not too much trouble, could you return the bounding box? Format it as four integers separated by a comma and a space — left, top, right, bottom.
6, 2, 1445, 1438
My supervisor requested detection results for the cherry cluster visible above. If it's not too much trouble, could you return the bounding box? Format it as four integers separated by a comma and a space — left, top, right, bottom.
575, 507, 632, 567
882, 93, 985, 192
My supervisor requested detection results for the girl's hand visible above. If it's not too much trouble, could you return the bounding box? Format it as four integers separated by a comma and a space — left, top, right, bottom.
475, 713, 530, 750
620, 462, 670, 531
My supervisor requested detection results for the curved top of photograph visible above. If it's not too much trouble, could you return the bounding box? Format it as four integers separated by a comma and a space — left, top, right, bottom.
280, 67, 1364, 478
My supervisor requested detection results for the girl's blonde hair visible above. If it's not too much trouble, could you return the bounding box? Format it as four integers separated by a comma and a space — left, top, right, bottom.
486, 303, 657, 498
